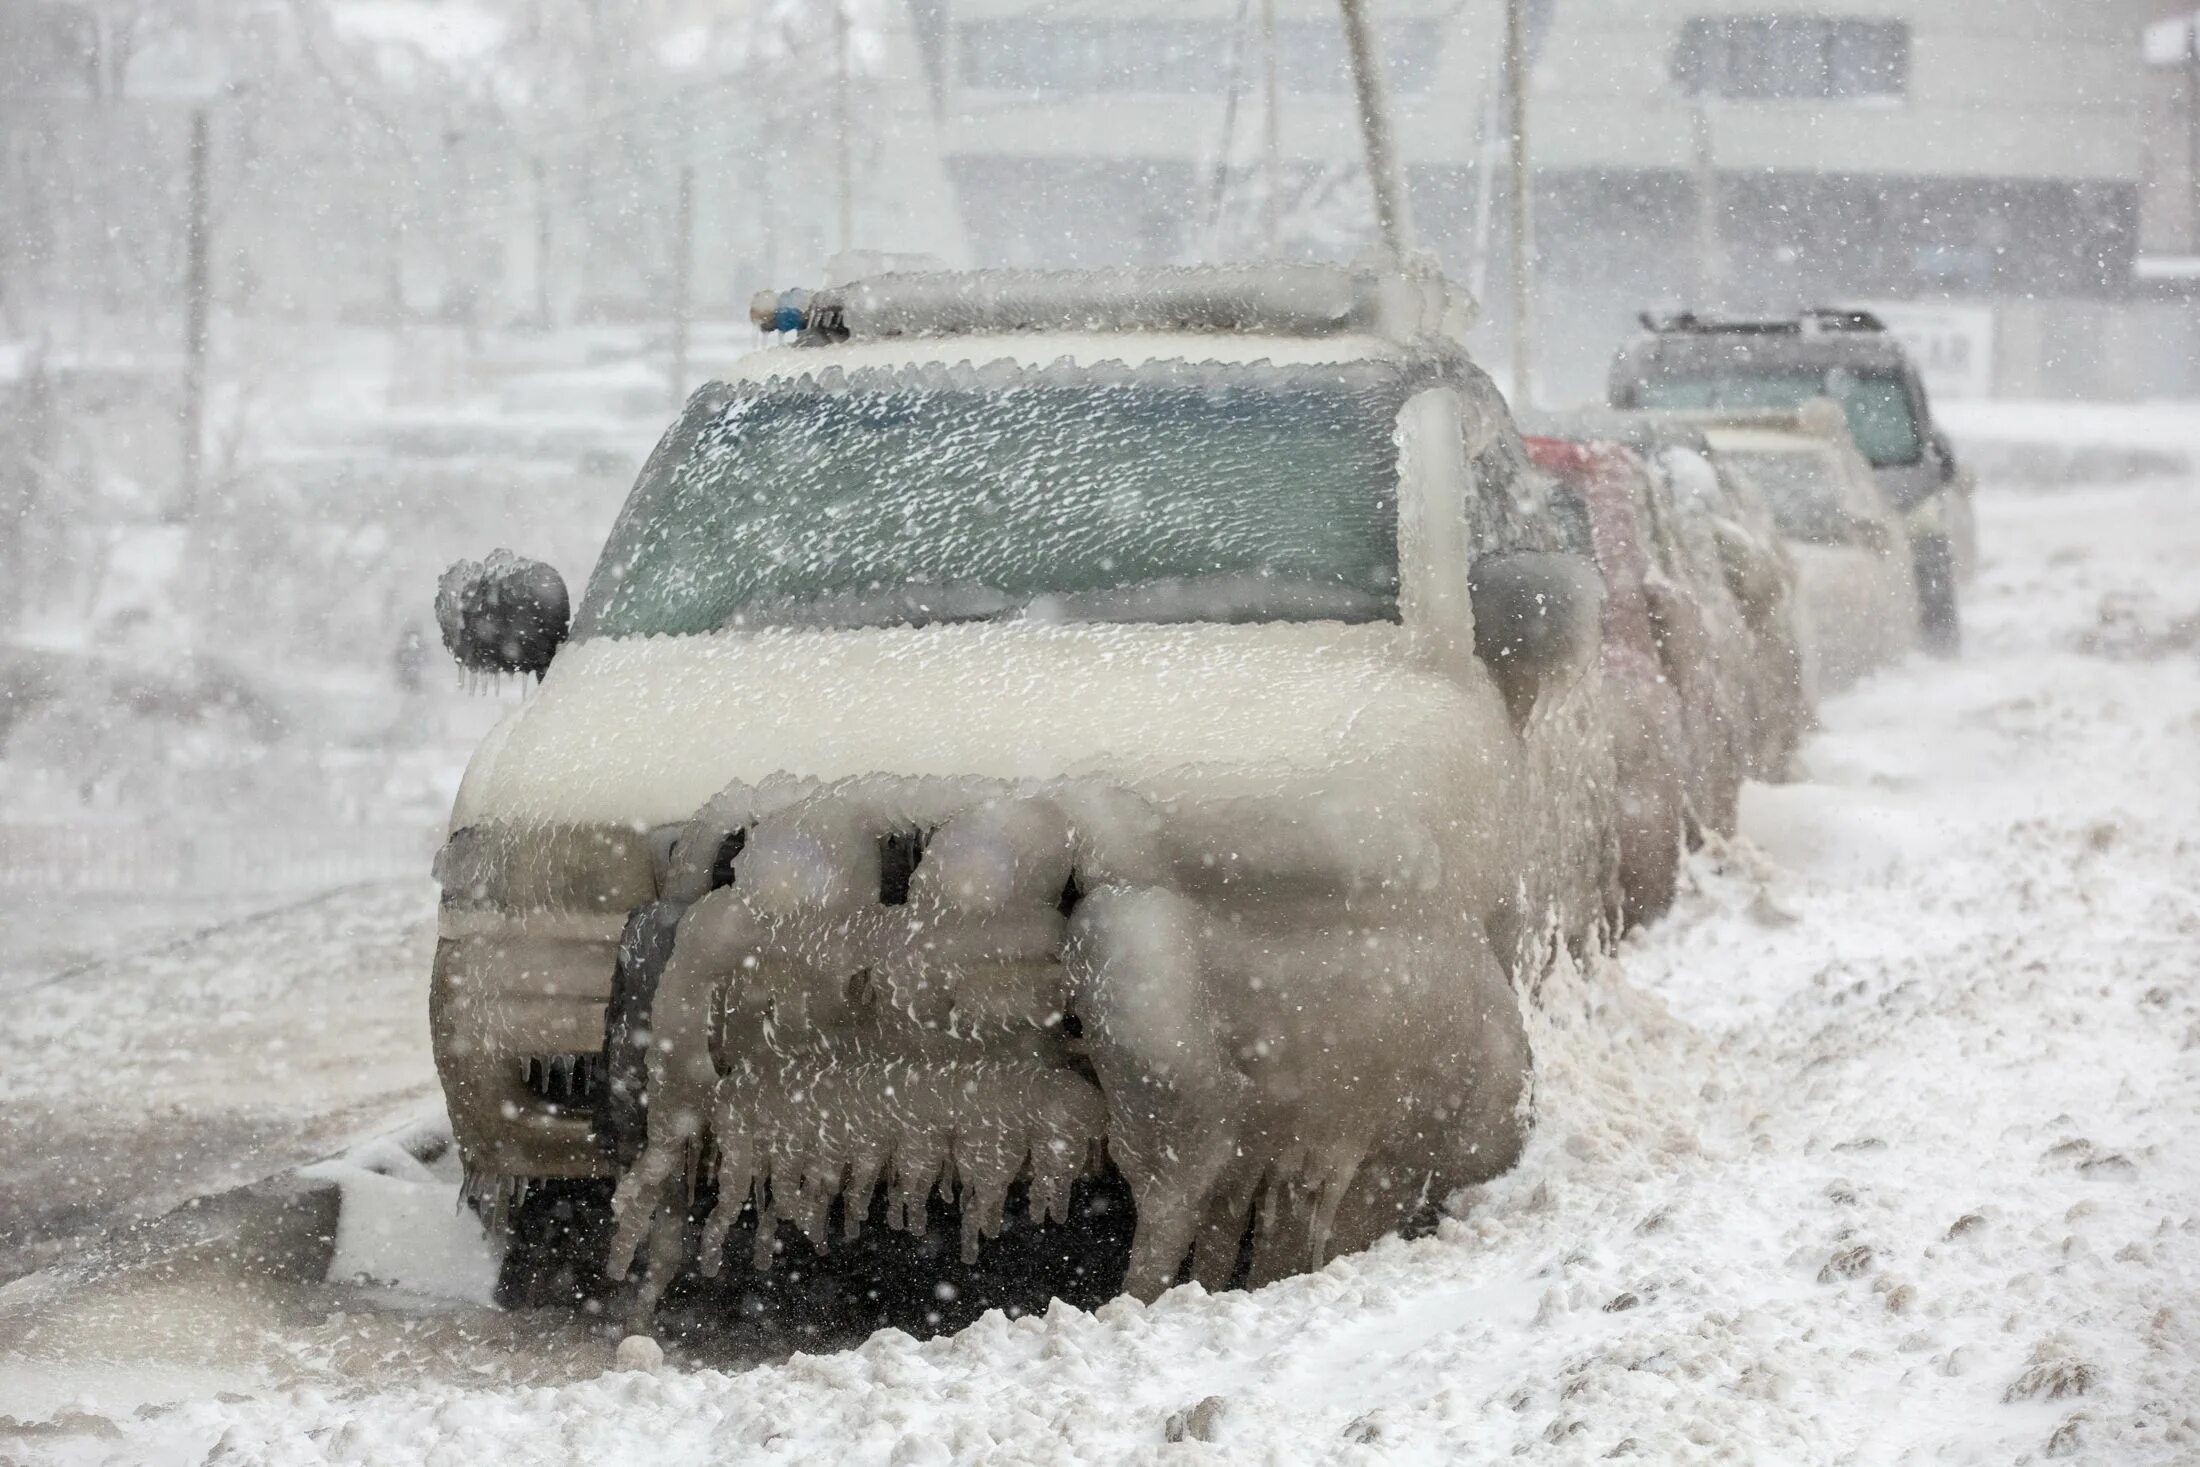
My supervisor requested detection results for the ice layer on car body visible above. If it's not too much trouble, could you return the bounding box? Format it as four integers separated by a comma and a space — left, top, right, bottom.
604, 770, 1534, 1314
432, 263, 1620, 1320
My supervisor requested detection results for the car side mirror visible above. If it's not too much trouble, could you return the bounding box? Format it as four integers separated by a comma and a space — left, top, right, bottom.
1469, 551, 1604, 727
1710, 517, 1786, 628
435, 551, 570, 679
1927, 428, 1958, 482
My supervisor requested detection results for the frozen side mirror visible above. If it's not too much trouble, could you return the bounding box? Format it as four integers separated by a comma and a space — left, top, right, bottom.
435, 550, 570, 679
1710, 517, 1784, 628
1469, 551, 1604, 727
1927, 428, 1959, 483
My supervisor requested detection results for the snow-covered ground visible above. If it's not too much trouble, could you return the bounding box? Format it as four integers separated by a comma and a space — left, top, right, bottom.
4, 433, 2198, 1464
0, 884, 439, 1281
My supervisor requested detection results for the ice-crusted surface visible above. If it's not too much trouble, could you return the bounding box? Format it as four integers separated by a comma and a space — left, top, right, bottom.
1526, 437, 1697, 926
811, 263, 1471, 345
449, 621, 1478, 830
717, 331, 1412, 388
828, 265, 1370, 339
576, 361, 1410, 643
604, 774, 1531, 1316
1705, 428, 1918, 700
15, 461, 2196, 1464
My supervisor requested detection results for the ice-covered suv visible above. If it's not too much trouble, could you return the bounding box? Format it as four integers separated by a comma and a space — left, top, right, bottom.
1610, 309, 1974, 654
431, 264, 1617, 1317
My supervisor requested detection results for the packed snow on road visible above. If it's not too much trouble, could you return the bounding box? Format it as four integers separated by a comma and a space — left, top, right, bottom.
3, 414, 2196, 1465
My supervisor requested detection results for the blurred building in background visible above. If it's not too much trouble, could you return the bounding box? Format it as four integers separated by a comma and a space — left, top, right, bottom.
0, 0, 2188, 402
935, 0, 2182, 401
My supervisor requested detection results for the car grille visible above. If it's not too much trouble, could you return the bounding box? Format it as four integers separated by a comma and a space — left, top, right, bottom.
519, 1053, 602, 1112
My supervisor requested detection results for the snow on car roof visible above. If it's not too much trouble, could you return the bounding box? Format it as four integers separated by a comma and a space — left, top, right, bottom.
718, 331, 1410, 386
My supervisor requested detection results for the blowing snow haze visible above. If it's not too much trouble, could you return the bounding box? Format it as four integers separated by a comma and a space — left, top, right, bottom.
3, 3, 2200, 1466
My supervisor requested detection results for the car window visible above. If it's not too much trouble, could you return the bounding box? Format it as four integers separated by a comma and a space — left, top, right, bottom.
1721, 448, 1854, 545
1635, 367, 1923, 468
575, 361, 1408, 638
1827, 372, 1922, 467
1471, 424, 1589, 559
1638, 369, 1824, 413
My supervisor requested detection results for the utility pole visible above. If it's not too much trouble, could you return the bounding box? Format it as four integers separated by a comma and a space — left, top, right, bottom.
1692, 98, 1721, 306
530, 154, 552, 329
1338, 0, 1410, 254
0, 356, 51, 634
2189, 32, 2199, 254
1466, 89, 1498, 300
177, 104, 211, 521
669, 163, 694, 409
1261, 0, 1281, 255
579, 0, 603, 289
746, 1, 779, 286
833, 0, 855, 255
1503, 0, 1533, 405
2142, 11, 2200, 254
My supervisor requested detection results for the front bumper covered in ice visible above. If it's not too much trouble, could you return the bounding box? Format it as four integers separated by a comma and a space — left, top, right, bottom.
597, 773, 1530, 1315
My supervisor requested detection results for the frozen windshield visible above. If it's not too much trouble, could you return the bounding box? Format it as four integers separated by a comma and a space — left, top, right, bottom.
575, 363, 1405, 638
1637, 369, 1922, 467
1721, 449, 1853, 544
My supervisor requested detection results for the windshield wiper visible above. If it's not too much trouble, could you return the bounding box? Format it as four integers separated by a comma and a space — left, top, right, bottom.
1023, 574, 1395, 626
724, 583, 1020, 632
724, 575, 1395, 633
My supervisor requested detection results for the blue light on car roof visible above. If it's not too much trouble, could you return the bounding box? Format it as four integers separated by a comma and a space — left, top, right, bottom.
748, 288, 812, 335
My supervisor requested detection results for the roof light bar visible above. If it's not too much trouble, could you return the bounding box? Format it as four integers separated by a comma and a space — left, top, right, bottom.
748, 288, 814, 336
745, 264, 1475, 345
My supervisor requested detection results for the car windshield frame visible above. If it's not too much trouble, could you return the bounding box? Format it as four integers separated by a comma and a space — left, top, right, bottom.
1634, 366, 1924, 469
573, 357, 1413, 641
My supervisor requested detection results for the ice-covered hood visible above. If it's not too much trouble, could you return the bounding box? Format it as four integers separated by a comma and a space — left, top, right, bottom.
452, 620, 1474, 829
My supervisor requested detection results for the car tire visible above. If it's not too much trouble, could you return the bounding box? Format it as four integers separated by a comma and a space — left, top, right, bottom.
494, 1179, 616, 1309
1914, 531, 1960, 656
597, 900, 686, 1170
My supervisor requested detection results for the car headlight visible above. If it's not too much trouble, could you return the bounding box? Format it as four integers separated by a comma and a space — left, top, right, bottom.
434, 822, 657, 914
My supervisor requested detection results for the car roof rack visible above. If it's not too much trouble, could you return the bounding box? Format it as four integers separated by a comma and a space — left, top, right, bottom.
751, 263, 1477, 346
1637, 307, 1887, 337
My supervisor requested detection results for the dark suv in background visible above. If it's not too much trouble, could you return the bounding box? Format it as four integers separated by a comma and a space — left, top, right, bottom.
1609, 310, 1973, 653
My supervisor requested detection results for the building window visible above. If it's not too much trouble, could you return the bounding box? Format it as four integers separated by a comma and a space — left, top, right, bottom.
0, 1, 103, 100
958, 19, 1438, 97
1674, 16, 1909, 101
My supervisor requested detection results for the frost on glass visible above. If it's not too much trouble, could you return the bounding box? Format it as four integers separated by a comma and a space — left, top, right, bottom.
1635, 369, 1923, 468
576, 360, 1408, 639
1720, 447, 1861, 545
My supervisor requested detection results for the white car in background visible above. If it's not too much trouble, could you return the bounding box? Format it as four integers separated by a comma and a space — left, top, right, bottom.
1700, 405, 1920, 699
